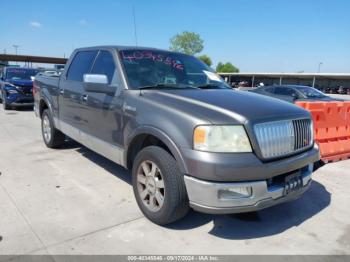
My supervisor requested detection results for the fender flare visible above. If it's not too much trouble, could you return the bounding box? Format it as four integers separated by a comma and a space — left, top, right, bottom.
38, 88, 55, 117
39, 94, 62, 130
124, 125, 189, 174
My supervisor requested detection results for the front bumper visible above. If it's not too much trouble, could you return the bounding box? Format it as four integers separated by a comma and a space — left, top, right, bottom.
181, 145, 319, 182
10, 102, 34, 107
4, 93, 34, 107
184, 164, 313, 214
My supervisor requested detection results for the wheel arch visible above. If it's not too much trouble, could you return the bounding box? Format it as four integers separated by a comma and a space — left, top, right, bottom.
125, 126, 188, 174
38, 93, 54, 119
39, 99, 49, 118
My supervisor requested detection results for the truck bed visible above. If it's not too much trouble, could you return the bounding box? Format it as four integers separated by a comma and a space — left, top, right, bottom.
35, 74, 60, 90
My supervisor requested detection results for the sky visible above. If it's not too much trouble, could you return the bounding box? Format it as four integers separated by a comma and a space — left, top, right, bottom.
1, 0, 349, 73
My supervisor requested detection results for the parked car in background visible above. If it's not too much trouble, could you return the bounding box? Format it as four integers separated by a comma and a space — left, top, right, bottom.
337, 86, 349, 95
34, 46, 319, 225
36, 70, 61, 77
0, 67, 39, 110
250, 85, 345, 103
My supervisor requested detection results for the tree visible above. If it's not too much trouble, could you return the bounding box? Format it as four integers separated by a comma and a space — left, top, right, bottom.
197, 55, 212, 66
170, 31, 204, 55
216, 62, 239, 73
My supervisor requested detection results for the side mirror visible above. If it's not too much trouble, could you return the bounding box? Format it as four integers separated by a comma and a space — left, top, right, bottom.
83, 74, 116, 95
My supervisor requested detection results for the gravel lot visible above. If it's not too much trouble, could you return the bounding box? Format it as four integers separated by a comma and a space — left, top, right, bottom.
0, 98, 349, 256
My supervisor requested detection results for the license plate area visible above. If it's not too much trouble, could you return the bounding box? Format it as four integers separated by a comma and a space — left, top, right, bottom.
284, 172, 303, 195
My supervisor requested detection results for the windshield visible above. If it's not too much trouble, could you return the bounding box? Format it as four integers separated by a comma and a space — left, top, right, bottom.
5, 68, 39, 81
295, 86, 327, 98
119, 49, 230, 90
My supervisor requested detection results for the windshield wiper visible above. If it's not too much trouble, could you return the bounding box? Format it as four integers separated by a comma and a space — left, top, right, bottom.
138, 84, 198, 90
307, 95, 326, 98
138, 84, 172, 90
195, 84, 228, 89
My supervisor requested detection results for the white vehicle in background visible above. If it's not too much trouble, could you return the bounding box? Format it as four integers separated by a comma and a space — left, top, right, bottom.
36, 70, 61, 78
43, 70, 61, 77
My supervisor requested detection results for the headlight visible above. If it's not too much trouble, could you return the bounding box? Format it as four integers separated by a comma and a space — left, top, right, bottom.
4, 84, 19, 94
7, 89, 18, 94
193, 125, 252, 153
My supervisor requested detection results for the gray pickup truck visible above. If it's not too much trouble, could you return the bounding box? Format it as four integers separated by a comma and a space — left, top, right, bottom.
34, 46, 319, 225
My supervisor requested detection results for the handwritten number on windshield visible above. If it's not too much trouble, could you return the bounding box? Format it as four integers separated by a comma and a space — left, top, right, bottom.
121, 51, 184, 71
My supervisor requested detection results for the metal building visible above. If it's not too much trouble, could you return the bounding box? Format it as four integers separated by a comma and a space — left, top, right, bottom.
218, 72, 350, 93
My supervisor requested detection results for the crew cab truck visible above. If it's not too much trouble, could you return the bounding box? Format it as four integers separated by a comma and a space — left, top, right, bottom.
34, 46, 320, 225
0, 67, 39, 110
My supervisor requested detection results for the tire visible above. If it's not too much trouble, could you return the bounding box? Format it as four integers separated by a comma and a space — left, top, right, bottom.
1, 91, 11, 110
41, 109, 65, 148
132, 146, 189, 225
2, 97, 11, 110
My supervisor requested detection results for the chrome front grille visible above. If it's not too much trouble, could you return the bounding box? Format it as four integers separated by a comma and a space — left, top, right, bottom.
17, 85, 33, 95
293, 119, 313, 151
254, 119, 313, 159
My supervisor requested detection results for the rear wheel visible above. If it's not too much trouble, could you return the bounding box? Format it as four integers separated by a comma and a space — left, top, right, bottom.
41, 109, 65, 148
132, 146, 189, 225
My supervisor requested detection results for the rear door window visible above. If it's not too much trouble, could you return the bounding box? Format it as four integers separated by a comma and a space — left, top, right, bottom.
66, 50, 98, 82
90, 51, 116, 84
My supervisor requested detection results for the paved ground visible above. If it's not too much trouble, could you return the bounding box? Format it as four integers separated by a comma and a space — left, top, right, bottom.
0, 104, 349, 256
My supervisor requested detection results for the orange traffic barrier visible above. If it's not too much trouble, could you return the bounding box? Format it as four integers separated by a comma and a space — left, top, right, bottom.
296, 101, 350, 163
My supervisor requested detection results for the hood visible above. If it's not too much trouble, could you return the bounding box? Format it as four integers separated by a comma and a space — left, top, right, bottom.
141, 89, 310, 124
6, 79, 33, 87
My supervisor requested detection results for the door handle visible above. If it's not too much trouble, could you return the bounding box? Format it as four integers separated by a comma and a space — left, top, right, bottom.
82, 94, 88, 102
59, 89, 64, 95
122, 102, 136, 113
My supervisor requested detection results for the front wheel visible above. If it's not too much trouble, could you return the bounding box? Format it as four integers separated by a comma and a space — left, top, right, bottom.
41, 109, 65, 148
132, 146, 189, 225
2, 98, 11, 110
1, 91, 10, 110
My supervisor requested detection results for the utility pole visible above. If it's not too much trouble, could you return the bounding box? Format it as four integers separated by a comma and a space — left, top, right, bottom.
13, 45, 19, 55
313, 62, 323, 88
317, 62, 323, 73
13, 45, 19, 65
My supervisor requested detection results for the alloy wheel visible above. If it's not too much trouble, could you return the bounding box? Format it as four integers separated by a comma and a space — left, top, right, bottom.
136, 160, 165, 212
42, 114, 52, 143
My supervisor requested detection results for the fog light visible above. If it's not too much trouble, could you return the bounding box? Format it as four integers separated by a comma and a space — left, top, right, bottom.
218, 187, 252, 200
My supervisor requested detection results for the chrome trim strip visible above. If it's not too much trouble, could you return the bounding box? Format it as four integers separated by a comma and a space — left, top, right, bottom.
55, 118, 126, 167
184, 164, 313, 209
